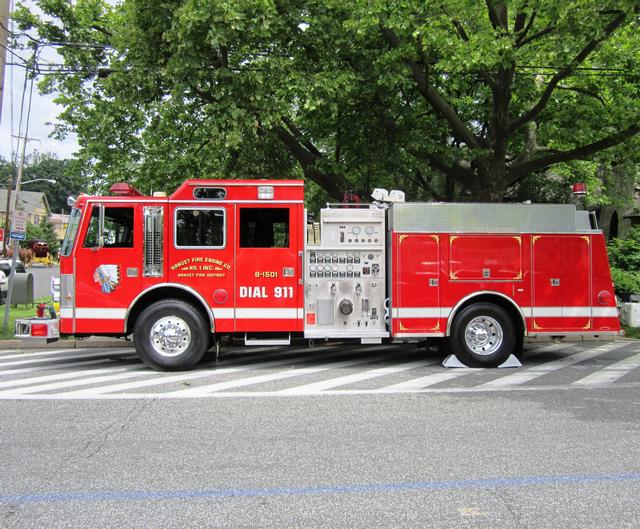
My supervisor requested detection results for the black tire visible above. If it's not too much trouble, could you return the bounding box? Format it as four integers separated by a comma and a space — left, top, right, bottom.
134, 299, 209, 371
451, 303, 517, 368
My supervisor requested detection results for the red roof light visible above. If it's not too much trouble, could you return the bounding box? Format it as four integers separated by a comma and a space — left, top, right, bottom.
109, 183, 144, 197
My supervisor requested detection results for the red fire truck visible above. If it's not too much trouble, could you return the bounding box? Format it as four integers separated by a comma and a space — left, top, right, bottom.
16, 179, 620, 370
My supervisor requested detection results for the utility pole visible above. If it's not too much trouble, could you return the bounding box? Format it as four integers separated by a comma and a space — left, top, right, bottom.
3, 130, 29, 330
3, 134, 37, 255
0, 0, 9, 127
1, 0, 10, 253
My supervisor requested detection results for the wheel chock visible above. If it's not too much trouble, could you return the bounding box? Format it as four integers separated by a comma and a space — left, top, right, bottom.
441, 354, 468, 368
442, 354, 522, 368
498, 355, 522, 368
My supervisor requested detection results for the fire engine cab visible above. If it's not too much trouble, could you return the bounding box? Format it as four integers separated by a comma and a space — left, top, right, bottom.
16, 179, 620, 370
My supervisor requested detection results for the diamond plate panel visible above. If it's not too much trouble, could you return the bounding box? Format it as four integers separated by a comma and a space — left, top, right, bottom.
390, 203, 581, 233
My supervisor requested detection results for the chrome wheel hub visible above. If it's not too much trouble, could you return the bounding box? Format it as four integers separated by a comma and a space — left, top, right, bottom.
464, 316, 503, 356
150, 316, 191, 357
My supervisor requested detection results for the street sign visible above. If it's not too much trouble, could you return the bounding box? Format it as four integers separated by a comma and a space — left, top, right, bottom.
12, 210, 28, 232
10, 210, 28, 240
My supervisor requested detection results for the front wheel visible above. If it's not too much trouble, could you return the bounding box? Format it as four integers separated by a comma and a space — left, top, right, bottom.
450, 303, 517, 368
134, 299, 209, 371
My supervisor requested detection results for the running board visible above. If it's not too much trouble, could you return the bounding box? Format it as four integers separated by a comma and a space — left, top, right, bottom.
244, 334, 291, 346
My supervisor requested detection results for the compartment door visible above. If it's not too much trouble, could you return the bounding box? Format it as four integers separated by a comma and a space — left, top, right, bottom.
532, 235, 591, 331
394, 234, 441, 334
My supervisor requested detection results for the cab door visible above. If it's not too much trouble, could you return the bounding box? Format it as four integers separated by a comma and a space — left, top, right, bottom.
234, 204, 303, 332
73, 202, 141, 333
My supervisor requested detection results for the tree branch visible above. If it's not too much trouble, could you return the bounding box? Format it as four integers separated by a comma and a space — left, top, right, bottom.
509, 10, 629, 134
515, 24, 554, 48
515, 10, 537, 45
513, 8, 527, 34
451, 19, 497, 91
410, 168, 444, 201
381, 112, 475, 187
272, 125, 317, 167
506, 123, 640, 186
485, 0, 507, 30
556, 85, 606, 106
281, 117, 322, 157
380, 25, 483, 150
272, 125, 351, 200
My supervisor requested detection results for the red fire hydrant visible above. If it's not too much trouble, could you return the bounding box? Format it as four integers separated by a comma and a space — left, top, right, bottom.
36, 303, 46, 318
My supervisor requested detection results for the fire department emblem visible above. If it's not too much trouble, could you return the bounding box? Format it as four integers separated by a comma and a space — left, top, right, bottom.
93, 264, 121, 294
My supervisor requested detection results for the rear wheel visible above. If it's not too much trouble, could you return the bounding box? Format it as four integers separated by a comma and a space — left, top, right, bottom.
451, 303, 516, 367
134, 299, 209, 371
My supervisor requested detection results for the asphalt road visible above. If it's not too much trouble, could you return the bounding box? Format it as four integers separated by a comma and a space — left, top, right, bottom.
1, 340, 639, 528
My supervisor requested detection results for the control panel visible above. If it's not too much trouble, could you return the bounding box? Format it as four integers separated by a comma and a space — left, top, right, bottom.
319, 207, 385, 247
304, 207, 388, 341
308, 250, 383, 279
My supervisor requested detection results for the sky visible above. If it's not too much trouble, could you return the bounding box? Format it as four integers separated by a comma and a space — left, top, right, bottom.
1, 0, 80, 164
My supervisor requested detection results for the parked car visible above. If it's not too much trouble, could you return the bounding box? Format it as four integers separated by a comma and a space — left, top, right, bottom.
0, 258, 26, 276
0, 270, 7, 304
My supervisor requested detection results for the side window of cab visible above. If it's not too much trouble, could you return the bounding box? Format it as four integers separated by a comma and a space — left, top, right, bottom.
83, 206, 134, 248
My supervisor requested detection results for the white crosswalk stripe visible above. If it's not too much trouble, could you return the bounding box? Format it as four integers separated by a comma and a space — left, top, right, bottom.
378, 368, 480, 392
572, 351, 640, 386
0, 365, 140, 389
0, 358, 126, 377
477, 342, 625, 389
51, 345, 381, 398
276, 359, 440, 395
0, 341, 637, 399
0, 349, 132, 368
0, 367, 155, 396
166, 351, 397, 397
0, 348, 81, 361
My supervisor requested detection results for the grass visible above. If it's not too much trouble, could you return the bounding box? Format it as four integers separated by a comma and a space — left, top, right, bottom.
0, 297, 52, 340
622, 325, 640, 340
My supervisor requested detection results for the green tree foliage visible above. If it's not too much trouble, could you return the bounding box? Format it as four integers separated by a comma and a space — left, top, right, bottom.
0, 153, 85, 214
608, 226, 640, 300
23, 153, 86, 213
14, 0, 640, 204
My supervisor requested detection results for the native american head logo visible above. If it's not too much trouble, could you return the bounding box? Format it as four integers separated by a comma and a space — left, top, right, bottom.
93, 264, 121, 294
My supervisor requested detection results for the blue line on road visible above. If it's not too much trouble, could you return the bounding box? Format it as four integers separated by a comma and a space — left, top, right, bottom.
2, 473, 639, 505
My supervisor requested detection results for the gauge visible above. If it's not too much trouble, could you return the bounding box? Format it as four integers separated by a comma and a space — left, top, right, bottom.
310, 265, 316, 272
352, 226, 361, 235
346, 264, 353, 272
332, 265, 338, 272
365, 226, 375, 235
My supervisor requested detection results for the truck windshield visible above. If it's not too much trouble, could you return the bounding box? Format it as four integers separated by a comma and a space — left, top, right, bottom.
60, 208, 81, 257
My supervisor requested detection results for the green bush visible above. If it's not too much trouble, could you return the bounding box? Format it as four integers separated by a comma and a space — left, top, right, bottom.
608, 226, 640, 300
608, 226, 640, 270
610, 268, 640, 301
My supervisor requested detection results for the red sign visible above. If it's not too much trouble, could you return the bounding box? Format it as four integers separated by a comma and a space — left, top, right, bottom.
0, 228, 4, 242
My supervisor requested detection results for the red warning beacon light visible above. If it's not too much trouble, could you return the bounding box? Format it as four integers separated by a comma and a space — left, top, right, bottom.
571, 182, 587, 196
